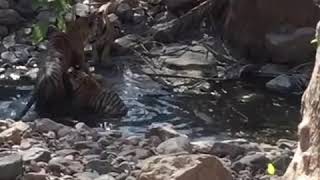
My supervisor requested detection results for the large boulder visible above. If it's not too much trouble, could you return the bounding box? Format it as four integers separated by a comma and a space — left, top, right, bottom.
223, 0, 320, 64
139, 154, 233, 180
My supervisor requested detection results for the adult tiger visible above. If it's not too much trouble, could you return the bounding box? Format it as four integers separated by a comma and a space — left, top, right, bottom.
67, 67, 128, 121
15, 13, 102, 120
91, 3, 120, 67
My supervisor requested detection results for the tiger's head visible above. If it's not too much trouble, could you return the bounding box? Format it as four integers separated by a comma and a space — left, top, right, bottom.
66, 11, 105, 45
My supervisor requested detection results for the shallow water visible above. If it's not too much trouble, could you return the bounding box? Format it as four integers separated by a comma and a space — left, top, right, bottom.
0, 59, 301, 143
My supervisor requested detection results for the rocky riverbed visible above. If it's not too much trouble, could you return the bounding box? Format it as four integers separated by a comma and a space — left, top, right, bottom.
0, 119, 295, 180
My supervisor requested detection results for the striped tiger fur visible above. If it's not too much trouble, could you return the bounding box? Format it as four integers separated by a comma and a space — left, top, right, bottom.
92, 5, 120, 67
15, 13, 102, 120
67, 68, 128, 120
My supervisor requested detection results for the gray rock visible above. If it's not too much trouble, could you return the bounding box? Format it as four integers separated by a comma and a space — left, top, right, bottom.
147, 123, 187, 142
265, 27, 316, 64
266, 74, 308, 94
74, 172, 99, 180
163, 0, 194, 11
276, 139, 297, 150
0, 9, 25, 25
55, 149, 79, 157
21, 147, 51, 162
148, 0, 162, 5
116, 2, 133, 22
74, 141, 102, 154
156, 136, 192, 154
0, 0, 9, 9
23, 172, 47, 180
1, 51, 18, 64
211, 139, 262, 159
0, 25, 8, 37
34, 118, 66, 133
12, 0, 35, 17
232, 152, 269, 172
0, 153, 23, 180
86, 159, 112, 174
75, 122, 98, 139
94, 174, 116, 180
2, 34, 16, 49
49, 157, 84, 174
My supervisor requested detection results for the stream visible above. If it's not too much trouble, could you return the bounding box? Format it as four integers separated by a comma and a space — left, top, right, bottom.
0, 56, 301, 144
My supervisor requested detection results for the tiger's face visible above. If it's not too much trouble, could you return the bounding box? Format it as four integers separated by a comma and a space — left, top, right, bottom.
69, 12, 105, 45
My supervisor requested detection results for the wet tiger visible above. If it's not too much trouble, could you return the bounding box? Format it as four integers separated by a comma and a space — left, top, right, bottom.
15, 13, 102, 120
67, 68, 128, 120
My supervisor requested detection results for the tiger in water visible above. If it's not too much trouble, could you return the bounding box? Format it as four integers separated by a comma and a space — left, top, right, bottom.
67, 67, 128, 120
15, 12, 103, 120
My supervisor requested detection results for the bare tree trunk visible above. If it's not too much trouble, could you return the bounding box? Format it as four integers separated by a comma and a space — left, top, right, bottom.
283, 22, 320, 180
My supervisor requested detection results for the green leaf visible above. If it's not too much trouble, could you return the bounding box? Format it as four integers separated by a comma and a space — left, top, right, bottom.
31, 21, 49, 45
57, 14, 66, 32
267, 163, 276, 175
311, 38, 318, 44
50, 0, 71, 13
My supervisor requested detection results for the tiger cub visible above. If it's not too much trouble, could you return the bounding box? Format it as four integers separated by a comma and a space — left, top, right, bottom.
67, 68, 128, 120
15, 13, 102, 120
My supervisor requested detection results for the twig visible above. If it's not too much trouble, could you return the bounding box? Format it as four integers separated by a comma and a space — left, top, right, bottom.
201, 42, 238, 63
143, 72, 223, 81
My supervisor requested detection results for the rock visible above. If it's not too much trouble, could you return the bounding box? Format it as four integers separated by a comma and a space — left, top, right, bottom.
210, 141, 246, 159
0, 126, 21, 144
86, 159, 112, 174
23, 172, 48, 180
113, 34, 140, 54
223, 0, 320, 62
12, 0, 35, 17
151, 20, 176, 42
0, 153, 23, 180
276, 139, 296, 150
266, 74, 308, 94
74, 141, 101, 153
265, 27, 315, 63
146, 123, 187, 142
164, 45, 215, 74
2, 34, 16, 49
156, 136, 192, 154
148, 0, 162, 5
10, 121, 30, 132
116, 2, 133, 22
74, 172, 99, 180
163, 0, 197, 16
139, 154, 232, 180
34, 118, 66, 133
0, 9, 24, 25
232, 152, 269, 172
55, 149, 79, 157
94, 174, 116, 180
49, 157, 84, 174
74, 3, 90, 17
0, 0, 9, 9
1, 51, 18, 64
75, 122, 98, 139
21, 147, 51, 162
0, 25, 8, 37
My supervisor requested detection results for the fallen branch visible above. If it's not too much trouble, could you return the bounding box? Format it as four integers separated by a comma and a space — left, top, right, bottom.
143, 72, 223, 81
